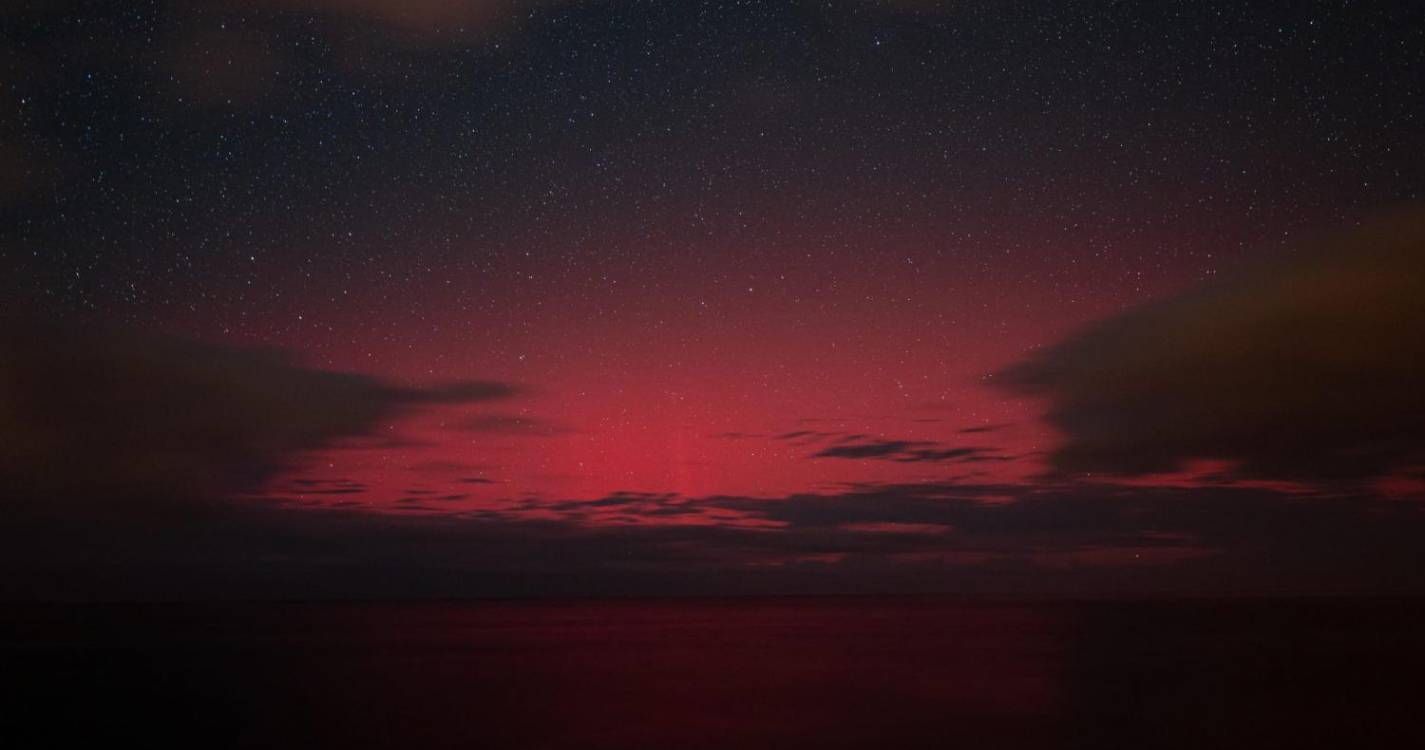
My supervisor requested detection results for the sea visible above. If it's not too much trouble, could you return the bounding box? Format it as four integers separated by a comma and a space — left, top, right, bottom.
3, 596, 1422, 748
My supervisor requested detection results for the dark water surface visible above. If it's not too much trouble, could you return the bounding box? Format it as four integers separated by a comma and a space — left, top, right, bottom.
4, 597, 1423, 748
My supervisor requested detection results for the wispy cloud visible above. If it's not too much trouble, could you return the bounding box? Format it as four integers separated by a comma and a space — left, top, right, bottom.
811, 438, 1000, 464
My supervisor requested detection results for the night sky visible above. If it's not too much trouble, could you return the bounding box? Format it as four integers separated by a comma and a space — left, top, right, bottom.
3, 0, 1424, 599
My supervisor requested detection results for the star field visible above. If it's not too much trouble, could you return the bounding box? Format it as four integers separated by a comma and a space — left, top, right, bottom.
3, 0, 1425, 596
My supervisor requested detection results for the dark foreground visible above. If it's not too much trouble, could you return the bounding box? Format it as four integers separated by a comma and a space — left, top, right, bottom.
4, 597, 1423, 749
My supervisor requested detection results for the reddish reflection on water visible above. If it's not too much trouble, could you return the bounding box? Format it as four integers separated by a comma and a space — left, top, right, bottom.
5, 597, 1425, 749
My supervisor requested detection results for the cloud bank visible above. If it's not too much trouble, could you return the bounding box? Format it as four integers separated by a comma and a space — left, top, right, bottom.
0, 319, 516, 506
3, 316, 1423, 600
997, 206, 1425, 483
811, 437, 994, 463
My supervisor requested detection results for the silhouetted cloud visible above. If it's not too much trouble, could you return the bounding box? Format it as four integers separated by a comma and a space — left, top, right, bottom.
9, 473, 1425, 600
812, 438, 995, 463
0, 316, 1417, 598
0, 318, 517, 506
997, 206, 1425, 483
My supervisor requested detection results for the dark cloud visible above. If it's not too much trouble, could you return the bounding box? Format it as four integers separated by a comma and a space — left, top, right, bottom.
812, 437, 996, 463
0, 318, 1417, 599
813, 439, 921, 459
10, 473, 1425, 600
0, 319, 517, 505
704, 480, 1425, 593
997, 206, 1425, 483
765, 430, 1006, 464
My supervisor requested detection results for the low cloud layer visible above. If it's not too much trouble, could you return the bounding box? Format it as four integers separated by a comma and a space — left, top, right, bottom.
3, 319, 1422, 600
812, 438, 993, 463
998, 206, 1425, 483
0, 320, 516, 506
7, 475, 1425, 600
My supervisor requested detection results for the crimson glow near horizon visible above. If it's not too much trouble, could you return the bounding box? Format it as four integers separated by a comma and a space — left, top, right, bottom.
4, 0, 1424, 597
